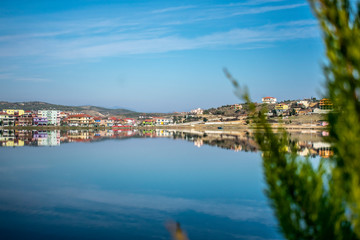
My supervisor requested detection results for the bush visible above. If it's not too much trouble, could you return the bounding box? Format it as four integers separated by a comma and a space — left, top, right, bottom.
226, 1, 360, 238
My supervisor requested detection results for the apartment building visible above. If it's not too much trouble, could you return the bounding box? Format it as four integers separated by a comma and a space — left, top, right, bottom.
0, 112, 15, 126
38, 110, 60, 125
65, 114, 94, 126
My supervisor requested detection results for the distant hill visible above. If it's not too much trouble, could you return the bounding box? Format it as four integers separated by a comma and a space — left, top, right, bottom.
0, 101, 138, 117
0, 101, 175, 118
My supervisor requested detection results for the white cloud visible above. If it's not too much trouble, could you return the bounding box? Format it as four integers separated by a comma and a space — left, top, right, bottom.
217, 0, 286, 8
0, 1, 317, 60
152, 5, 196, 14
0, 20, 319, 59
162, 2, 307, 26
0, 73, 51, 82
43, 20, 319, 59
232, 3, 307, 16
14, 77, 52, 82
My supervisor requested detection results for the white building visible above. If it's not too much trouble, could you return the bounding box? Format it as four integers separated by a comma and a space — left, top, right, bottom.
38, 110, 60, 125
123, 118, 137, 126
262, 97, 277, 104
190, 108, 204, 115
297, 100, 310, 108
154, 117, 173, 125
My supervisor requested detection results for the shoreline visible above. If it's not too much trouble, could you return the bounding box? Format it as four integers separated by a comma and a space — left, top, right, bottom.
0, 123, 327, 132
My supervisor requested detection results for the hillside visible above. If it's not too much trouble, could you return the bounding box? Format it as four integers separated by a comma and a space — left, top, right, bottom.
205, 103, 263, 117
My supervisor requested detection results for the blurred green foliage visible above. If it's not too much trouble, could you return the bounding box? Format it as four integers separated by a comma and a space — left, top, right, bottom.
226, 0, 360, 239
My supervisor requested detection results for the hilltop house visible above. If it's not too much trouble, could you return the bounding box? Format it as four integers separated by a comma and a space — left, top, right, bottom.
233, 104, 242, 110
262, 97, 277, 104
190, 108, 204, 115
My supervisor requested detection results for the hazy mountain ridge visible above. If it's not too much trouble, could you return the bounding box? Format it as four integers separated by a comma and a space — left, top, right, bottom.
0, 101, 137, 117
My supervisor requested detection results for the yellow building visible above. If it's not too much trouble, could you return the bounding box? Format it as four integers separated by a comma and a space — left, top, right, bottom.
275, 104, 289, 110
2, 109, 24, 116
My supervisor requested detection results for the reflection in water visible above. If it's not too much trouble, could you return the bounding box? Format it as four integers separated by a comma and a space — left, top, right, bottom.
0, 129, 332, 158
0, 129, 278, 240
0, 128, 332, 239
166, 221, 189, 240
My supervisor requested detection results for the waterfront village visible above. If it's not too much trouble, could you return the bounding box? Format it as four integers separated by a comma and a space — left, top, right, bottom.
0, 97, 333, 128
0, 97, 334, 157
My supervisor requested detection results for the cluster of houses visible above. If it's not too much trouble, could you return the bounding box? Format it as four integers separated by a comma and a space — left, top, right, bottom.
65, 114, 138, 127
261, 97, 333, 116
0, 97, 333, 128
0, 109, 61, 127
0, 109, 174, 127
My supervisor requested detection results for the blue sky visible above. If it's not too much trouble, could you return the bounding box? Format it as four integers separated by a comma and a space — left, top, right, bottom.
0, 0, 324, 112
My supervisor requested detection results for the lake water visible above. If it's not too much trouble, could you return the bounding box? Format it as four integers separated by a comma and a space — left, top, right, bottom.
0, 129, 328, 240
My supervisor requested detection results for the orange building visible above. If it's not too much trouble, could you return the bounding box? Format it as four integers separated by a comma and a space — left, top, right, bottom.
319, 98, 333, 110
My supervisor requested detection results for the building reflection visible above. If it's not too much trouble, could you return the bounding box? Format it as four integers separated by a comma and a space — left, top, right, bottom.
0, 129, 333, 158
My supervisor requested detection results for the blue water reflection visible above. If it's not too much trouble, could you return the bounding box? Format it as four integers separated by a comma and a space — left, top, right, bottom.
0, 130, 295, 239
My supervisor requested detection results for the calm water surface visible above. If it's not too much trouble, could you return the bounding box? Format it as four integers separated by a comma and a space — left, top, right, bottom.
0, 129, 326, 239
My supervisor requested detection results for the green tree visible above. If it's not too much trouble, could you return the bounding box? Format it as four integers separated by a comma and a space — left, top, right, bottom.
225, 0, 360, 239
